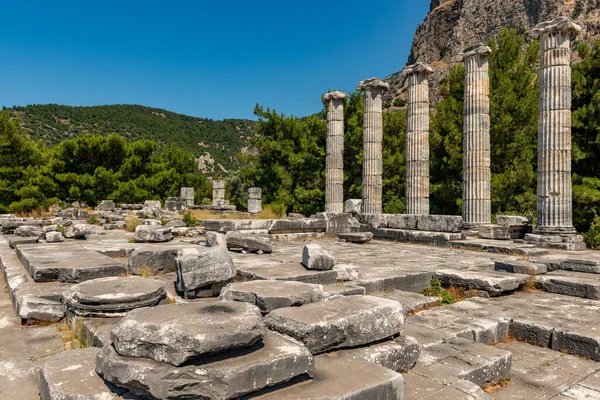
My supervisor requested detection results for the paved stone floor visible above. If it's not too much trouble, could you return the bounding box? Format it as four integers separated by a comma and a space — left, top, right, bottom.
3, 227, 600, 399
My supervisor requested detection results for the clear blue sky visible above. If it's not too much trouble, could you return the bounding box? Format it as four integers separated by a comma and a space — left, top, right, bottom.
0, 1, 430, 120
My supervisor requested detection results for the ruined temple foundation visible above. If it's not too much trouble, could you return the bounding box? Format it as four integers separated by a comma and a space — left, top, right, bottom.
358, 78, 389, 214
458, 44, 492, 228
248, 187, 262, 214
526, 17, 585, 251
404, 63, 433, 215
322, 91, 346, 213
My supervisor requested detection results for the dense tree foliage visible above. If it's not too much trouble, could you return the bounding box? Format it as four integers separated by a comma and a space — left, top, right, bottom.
0, 110, 210, 213
6, 104, 256, 171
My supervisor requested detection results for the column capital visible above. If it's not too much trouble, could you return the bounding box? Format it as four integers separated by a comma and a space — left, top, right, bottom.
357, 77, 390, 92
456, 43, 492, 63
530, 16, 582, 40
322, 91, 346, 103
402, 62, 434, 78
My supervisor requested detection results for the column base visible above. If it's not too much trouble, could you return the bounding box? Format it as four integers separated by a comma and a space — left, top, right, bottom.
524, 232, 586, 251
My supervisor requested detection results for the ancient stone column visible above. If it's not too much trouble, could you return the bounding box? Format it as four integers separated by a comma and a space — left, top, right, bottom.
457, 44, 492, 227
530, 17, 582, 234
212, 180, 225, 206
357, 78, 389, 214
248, 187, 262, 214
403, 63, 433, 215
180, 187, 195, 207
322, 91, 346, 213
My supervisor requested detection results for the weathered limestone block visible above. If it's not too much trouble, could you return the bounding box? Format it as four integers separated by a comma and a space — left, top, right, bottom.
495, 215, 530, 226
332, 263, 360, 281
128, 248, 177, 275
494, 260, 547, 275
246, 353, 404, 400
248, 187, 262, 214
205, 231, 227, 247
264, 295, 405, 354
416, 215, 464, 232
72, 224, 87, 239
14, 225, 42, 237
478, 224, 511, 240
39, 348, 133, 400
404, 62, 433, 215
18, 296, 64, 323
338, 232, 373, 243
175, 246, 236, 296
110, 302, 265, 366
302, 244, 335, 270
143, 200, 161, 210
457, 43, 492, 226
334, 335, 421, 372
434, 269, 529, 295
97, 331, 314, 400
226, 231, 273, 253
358, 78, 389, 214
180, 187, 194, 207
530, 17, 582, 235
97, 200, 115, 211
323, 91, 346, 213
45, 231, 64, 243
134, 225, 173, 242
345, 199, 362, 214
219, 280, 327, 313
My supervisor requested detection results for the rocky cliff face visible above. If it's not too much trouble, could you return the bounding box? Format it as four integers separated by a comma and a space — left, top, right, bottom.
383, 0, 600, 107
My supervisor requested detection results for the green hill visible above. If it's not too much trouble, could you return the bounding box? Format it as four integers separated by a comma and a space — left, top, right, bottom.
6, 104, 257, 173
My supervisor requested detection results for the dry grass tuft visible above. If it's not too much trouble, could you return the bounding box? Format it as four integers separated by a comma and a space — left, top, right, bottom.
125, 216, 141, 232
446, 286, 479, 302
483, 378, 510, 394
138, 266, 152, 278
521, 276, 539, 293
15, 208, 52, 218
188, 205, 282, 221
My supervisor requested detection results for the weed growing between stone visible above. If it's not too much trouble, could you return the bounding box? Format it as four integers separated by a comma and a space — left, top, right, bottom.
483, 378, 510, 393
420, 279, 455, 304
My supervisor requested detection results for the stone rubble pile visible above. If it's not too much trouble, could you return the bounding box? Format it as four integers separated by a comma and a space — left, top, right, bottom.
95, 302, 315, 400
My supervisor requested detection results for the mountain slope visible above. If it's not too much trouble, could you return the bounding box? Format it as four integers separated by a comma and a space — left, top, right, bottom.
7, 104, 257, 174
384, 0, 600, 107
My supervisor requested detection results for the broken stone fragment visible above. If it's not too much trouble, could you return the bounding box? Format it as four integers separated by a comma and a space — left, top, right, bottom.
14, 225, 41, 238
302, 244, 335, 270
110, 301, 266, 366
18, 295, 64, 323
175, 246, 236, 295
45, 231, 64, 243
265, 295, 405, 354
72, 224, 87, 239
205, 231, 227, 247
338, 232, 373, 243
226, 231, 273, 253
219, 280, 328, 313
165, 220, 187, 228
128, 248, 177, 275
134, 225, 173, 242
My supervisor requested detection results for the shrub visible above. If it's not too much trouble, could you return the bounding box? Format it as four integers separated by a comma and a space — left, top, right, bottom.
87, 215, 100, 225
420, 279, 455, 304
182, 211, 198, 227
266, 203, 286, 218
584, 215, 600, 249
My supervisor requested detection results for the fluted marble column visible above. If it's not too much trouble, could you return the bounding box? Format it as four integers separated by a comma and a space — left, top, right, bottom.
358, 78, 390, 214
404, 63, 433, 215
457, 44, 492, 226
322, 91, 346, 213
531, 17, 582, 234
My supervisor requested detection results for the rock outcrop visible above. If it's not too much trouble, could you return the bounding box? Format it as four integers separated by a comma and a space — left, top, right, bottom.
384, 0, 600, 107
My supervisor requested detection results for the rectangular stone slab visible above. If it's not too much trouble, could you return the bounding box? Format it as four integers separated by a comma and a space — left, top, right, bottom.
243, 353, 404, 400
236, 262, 338, 285
16, 244, 127, 283
264, 295, 405, 354
96, 331, 315, 400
